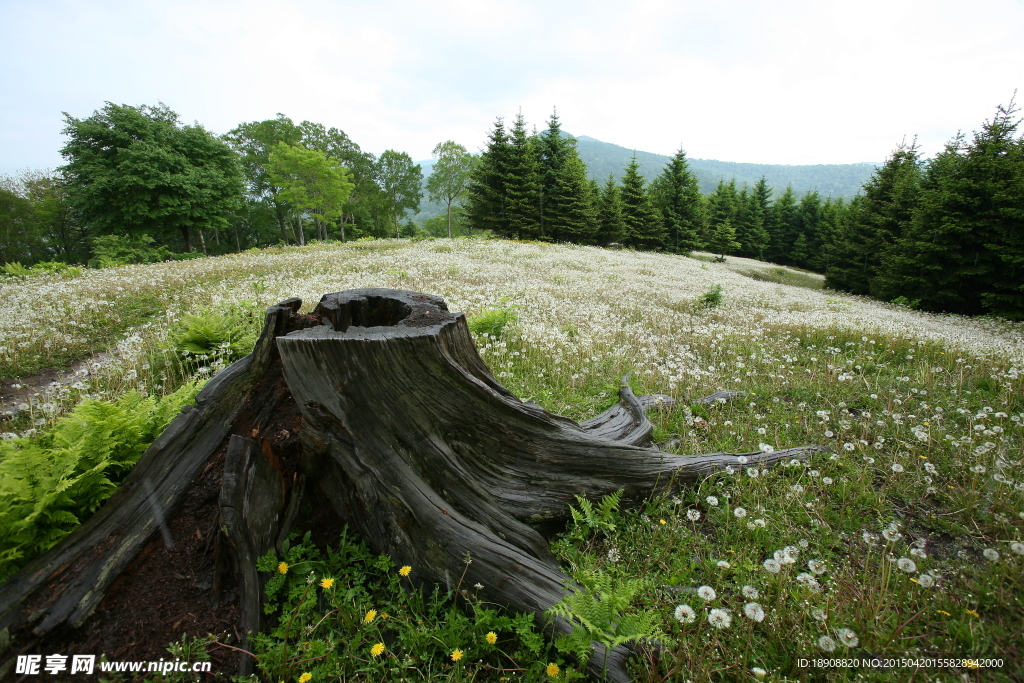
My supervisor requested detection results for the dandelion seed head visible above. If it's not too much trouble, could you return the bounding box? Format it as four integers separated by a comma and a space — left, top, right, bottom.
742, 585, 759, 599
837, 628, 859, 648
697, 585, 717, 601
708, 608, 732, 629
897, 558, 917, 573
818, 635, 837, 652
983, 548, 1000, 561
744, 602, 765, 622
763, 558, 781, 574
734, 507, 747, 518
674, 604, 696, 623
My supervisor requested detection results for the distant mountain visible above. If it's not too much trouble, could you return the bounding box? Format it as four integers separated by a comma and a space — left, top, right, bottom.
411, 133, 879, 222
572, 135, 879, 198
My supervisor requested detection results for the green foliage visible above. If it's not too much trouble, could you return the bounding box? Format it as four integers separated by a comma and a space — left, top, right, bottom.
427, 141, 477, 239
249, 529, 575, 682
89, 233, 172, 267
546, 569, 663, 675
738, 266, 824, 290
698, 283, 724, 309
596, 174, 628, 247
620, 157, 664, 249
375, 150, 423, 238
465, 117, 513, 236
468, 305, 519, 340
60, 102, 243, 253
650, 148, 706, 253
0, 381, 204, 580
266, 142, 354, 242
2, 263, 83, 283
168, 304, 261, 365
568, 489, 623, 541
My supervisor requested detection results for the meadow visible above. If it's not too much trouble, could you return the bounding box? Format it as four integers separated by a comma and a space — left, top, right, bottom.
1, 237, 1022, 682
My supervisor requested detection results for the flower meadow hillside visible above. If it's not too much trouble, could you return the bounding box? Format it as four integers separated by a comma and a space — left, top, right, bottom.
1, 238, 1022, 681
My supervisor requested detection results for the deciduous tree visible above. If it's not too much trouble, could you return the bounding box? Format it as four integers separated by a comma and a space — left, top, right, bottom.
427, 142, 477, 239
374, 151, 423, 239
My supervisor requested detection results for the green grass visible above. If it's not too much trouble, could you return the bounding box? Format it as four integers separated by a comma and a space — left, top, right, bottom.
737, 266, 825, 290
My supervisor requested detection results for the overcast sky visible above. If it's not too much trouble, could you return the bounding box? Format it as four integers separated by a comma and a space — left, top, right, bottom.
2, 0, 1022, 176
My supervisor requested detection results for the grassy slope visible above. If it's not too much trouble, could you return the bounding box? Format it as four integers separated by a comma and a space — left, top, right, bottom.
1, 238, 1022, 681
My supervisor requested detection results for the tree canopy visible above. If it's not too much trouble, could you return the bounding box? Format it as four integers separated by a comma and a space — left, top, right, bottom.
60, 102, 242, 252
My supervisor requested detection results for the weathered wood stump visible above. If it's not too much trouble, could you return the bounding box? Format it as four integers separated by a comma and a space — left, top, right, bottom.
0, 289, 827, 682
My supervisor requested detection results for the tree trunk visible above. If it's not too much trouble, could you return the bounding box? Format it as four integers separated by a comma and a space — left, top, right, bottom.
0, 289, 826, 682
179, 225, 193, 253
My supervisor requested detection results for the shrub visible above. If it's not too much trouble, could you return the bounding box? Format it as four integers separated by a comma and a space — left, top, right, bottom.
89, 233, 172, 268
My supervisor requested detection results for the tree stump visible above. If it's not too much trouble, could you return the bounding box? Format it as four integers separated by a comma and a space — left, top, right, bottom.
0, 289, 827, 682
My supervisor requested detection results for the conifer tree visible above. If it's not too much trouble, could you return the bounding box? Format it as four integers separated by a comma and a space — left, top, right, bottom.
707, 179, 740, 256
877, 103, 1024, 316
825, 140, 922, 295
650, 148, 705, 253
707, 218, 741, 260
792, 191, 823, 270
596, 174, 627, 247
620, 157, 663, 249
734, 178, 770, 259
504, 112, 541, 239
537, 110, 575, 240
766, 187, 799, 264
465, 118, 513, 236
549, 155, 597, 244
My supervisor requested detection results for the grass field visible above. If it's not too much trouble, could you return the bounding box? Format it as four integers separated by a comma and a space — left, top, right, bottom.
1, 238, 1022, 681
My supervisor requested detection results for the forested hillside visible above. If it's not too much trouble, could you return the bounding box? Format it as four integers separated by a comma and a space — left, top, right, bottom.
573, 135, 878, 197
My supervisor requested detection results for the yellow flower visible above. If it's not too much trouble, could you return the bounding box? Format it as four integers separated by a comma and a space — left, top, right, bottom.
370, 643, 386, 657
546, 663, 560, 677
399, 565, 412, 577
485, 631, 497, 645
298, 674, 312, 683
319, 577, 334, 589
966, 609, 980, 617
364, 609, 378, 624
278, 562, 289, 574
659, 519, 666, 525
450, 648, 464, 662
938, 610, 951, 616
381, 613, 389, 620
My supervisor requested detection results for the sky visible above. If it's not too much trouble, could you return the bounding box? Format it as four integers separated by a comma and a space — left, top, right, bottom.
2, 0, 1023, 176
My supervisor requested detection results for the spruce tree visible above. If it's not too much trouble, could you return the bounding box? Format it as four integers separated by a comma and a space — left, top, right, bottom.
596, 174, 627, 247
766, 187, 798, 264
792, 191, 823, 270
707, 179, 740, 256
465, 118, 513, 236
537, 110, 575, 240
549, 155, 597, 244
650, 148, 705, 253
504, 112, 541, 239
877, 103, 1024, 316
734, 180, 771, 259
707, 219, 741, 260
620, 157, 664, 249
825, 140, 922, 296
